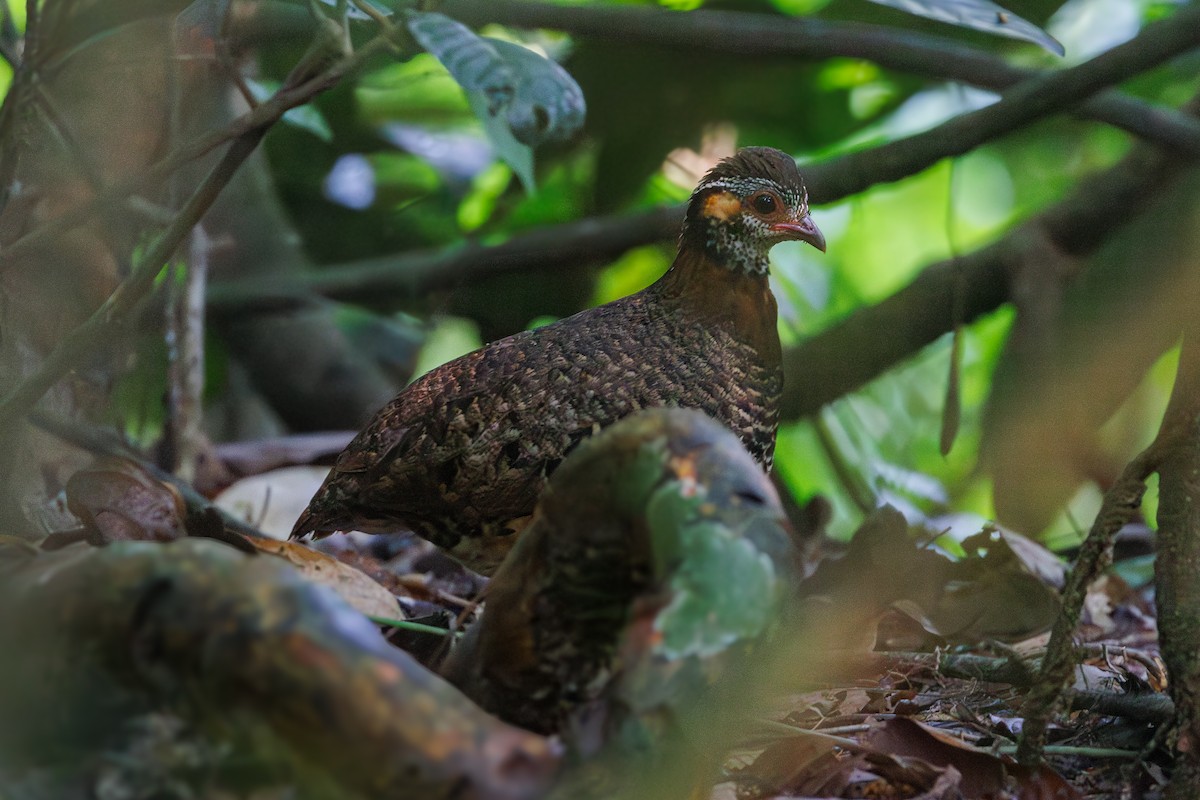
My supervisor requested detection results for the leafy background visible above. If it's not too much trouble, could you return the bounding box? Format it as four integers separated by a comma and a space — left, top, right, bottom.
181, 0, 1188, 551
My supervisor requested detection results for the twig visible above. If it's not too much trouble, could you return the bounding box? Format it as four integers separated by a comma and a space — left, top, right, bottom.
0, 1, 19, 66
1016, 444, 1161, 764
163, 226, 210, 481
999, 745, 1141, 759
369, 615, 461, 638
876, 651, 1174, 723
440, 0, 1200, 154
812, 413, 876, 515
0, 0, 38, 214
209, 9, 1200, 316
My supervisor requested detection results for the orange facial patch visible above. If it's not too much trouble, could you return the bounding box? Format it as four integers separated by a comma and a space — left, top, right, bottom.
703, 191, 742, 221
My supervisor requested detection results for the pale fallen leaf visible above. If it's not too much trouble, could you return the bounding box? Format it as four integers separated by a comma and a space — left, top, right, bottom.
215, 465, 331, 539
251, 538, 400, 620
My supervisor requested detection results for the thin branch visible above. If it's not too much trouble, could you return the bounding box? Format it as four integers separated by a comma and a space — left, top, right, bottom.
163, 227, 210, 481
0, 0, 38, 214
875, 651, 1175, 723
0, 2, 19, 65
779, 109, 1198, 419
0, 131, 265, 437
0, 37, 18, 70
1151, 330, 1200, 797
208, 9, 1200, 317
441, 0, 1200, 154
1015, 423, 1160, 764
1015, 199, 1200, 764
800, 6, 1200, 200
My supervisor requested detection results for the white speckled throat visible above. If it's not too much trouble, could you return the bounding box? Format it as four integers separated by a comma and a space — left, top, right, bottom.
684, 175, 810, 275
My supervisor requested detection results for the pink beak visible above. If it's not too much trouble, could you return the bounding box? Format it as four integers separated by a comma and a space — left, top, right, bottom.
771, 215, 826, 253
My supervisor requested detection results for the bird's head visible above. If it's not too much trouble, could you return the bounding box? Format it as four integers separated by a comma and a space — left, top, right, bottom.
681, 146, 825, 275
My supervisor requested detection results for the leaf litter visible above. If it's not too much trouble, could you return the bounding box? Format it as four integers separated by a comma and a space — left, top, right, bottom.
28, 434, 1172, 799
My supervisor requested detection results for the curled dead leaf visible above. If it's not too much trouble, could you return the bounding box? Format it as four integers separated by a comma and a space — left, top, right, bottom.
65, 458, 186, 544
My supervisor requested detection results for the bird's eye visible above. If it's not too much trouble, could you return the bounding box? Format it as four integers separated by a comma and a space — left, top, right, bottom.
751, 192, 777, 214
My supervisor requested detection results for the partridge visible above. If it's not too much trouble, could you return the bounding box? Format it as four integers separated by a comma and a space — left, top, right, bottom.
292, 147, 824, 574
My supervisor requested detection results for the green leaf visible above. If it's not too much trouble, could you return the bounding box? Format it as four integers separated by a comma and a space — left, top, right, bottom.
466, 89, 536, 193
648, 484, 780, 659
404, 11, 587, 192
646, 486, 700, 579
484, 38, 586, 147
457, 161, 515, 231
405, 12, 516, 113
611, 440, 671, 517
863, 0, 1065, 55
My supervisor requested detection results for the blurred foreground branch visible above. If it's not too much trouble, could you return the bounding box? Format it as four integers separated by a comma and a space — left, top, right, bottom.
1150, 332, 1200, 798
0, 409, 809, 800
0, 538, 559, 800
0, 132, 265, 436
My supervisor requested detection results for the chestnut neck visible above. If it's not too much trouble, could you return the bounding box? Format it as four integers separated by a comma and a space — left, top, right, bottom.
650, 241, 781, 363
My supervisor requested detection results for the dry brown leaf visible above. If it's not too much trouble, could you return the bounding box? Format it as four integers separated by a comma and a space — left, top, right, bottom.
913, 765, 965, 800
741, 733, 858, 797
65, 458, 186, 544
931, 571, 1060, 641
251, 538, 400, 620
214, 432, 355, 477
865, 717, 1005, 798
993, 528, 1066, 588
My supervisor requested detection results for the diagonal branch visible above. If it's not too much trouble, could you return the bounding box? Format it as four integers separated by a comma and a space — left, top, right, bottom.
780, 108, 1199, 419
800, 4, 1200, 199
441, 0, 1200, 154
0, 30, 406, 437
209, 7, 1200, 317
